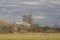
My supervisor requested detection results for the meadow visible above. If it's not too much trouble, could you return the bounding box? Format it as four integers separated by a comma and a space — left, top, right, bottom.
0, 33, 60, 40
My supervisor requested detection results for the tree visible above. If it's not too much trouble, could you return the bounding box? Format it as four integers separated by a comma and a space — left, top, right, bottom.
29, 23, 41, 32
43, 26, 50, 33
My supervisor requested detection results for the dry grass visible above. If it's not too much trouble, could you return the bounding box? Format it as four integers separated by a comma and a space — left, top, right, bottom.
0, 33, 60, 40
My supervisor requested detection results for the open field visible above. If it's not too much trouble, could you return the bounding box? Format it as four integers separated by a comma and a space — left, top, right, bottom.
0, 33, 60, 40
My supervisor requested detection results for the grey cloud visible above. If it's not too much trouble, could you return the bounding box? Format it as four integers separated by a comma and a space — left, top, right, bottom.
0, 0, 60, 26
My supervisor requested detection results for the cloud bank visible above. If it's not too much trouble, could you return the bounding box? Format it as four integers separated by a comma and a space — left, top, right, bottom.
33, 16, 45, 19
0, 0, 60, 26
22, 2, 39, 5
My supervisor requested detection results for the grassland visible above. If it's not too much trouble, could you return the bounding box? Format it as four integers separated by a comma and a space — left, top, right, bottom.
0, 33, 60, 40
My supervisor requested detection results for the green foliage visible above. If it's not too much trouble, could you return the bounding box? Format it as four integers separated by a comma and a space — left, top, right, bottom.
29, 23, 41, 32
43, 26, 50, 32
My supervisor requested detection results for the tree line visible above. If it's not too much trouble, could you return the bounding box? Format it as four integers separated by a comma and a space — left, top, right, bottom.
0, 23, 60, 34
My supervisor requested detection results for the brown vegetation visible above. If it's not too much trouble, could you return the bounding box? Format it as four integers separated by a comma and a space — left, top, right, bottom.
0, 19, 60, 34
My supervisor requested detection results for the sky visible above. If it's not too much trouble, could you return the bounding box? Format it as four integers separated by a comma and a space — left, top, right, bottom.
0, 0, 60, 26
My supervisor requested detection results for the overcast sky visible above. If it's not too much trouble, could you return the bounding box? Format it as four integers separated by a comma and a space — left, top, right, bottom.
0, 0, 60, 26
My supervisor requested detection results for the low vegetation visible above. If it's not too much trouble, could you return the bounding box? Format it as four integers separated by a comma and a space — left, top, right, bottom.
0, 19, 60, 34
0, 33, 60, 40
0, 20, 60, 33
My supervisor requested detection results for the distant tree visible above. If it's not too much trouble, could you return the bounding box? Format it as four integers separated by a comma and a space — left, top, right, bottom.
23, 14, 33, 24
43, 26, 50, 32
29, 23, 41, 32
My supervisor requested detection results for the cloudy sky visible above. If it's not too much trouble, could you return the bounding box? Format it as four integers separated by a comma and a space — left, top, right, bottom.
0, 0, 60, 26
